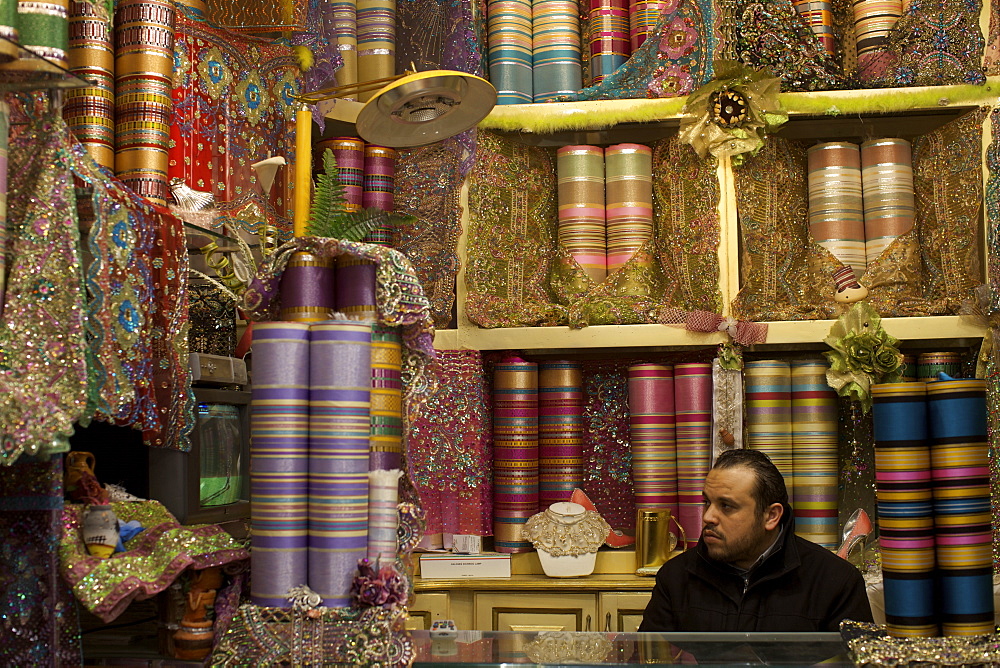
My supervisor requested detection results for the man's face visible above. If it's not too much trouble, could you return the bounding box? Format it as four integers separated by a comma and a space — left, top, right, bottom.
700, 466, 778, 569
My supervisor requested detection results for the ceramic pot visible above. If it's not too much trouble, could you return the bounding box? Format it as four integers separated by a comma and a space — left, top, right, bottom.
81, 504, 119, 559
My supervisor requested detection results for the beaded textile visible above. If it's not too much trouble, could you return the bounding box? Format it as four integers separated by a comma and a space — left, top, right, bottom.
986, 0, 1000, 75
396, 0, 482, 75
59, 500, 249, 622
210, 604, 413, 667
841, 619, 1000, 665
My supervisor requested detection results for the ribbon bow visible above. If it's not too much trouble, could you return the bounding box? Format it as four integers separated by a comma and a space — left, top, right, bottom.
684, 310, 768, 346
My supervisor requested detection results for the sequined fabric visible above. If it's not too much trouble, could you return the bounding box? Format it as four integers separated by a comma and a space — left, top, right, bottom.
988, 108, 1000, 313
210, 604, 413, 667
396, 0, 482, 75
985, 0, 1000, 75
841, 619, 1000, 665
188, 283, 238, 356
837, 399, 876, 536
60, 500, 249, 622
0, 457, 82, 666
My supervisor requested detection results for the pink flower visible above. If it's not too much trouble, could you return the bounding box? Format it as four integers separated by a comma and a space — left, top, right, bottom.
648, 65, 695, 98
659, 17, 698, 59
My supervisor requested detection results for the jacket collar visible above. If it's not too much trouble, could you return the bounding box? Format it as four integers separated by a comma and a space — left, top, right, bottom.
690, 502, 800, 582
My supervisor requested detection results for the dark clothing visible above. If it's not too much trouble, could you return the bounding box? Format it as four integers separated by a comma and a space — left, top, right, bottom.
639, 511, 874, 632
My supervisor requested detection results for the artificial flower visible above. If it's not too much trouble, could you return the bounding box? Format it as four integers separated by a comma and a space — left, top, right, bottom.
824, 301, 903, 411
678, 60, 787, 165
351, 558, 408, 610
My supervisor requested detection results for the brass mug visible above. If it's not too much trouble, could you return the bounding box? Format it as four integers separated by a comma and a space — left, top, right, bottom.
635, 509, 686, 576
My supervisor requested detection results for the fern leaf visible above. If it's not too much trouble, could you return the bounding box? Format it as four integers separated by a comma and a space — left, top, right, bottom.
307, 148, 349, 237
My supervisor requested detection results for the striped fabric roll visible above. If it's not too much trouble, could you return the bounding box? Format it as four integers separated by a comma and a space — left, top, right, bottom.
369, 324, 403, 471
917, 352, 962, 382
278, 251, 336, 322
791, 0, 836, 55
356, 0, 395, 102
366, 469, 403, 566
674, 362, 713, 548
790, 360, 839, 547
12, 0, 68, 69
852, 0, 900, 59
872, 382, 938, 638
65, 0, 115, 169
0, 0, 16, 63
531, 0, 582, 102
114, 0, 174, 205
557, 145, 606, 283
308, 321, 372, 607
898, 354, 917, 382
330, 0, 358, 98
487, 0, 534, 104
605, 143, 653, 274
0, 101, 6, 317
628, 363, 677, 516
249, 322, 311, 606
745, 360, 794, 498
318, 137, 366, 211
538, 360, 585, 509
861, 138, 914, 267
493, 356, 539, 553
628, 0, 665, 51
362, 144, 397, 212
807, 142, 866, 278
926, 379, 993, 636
588, 0, 629, 84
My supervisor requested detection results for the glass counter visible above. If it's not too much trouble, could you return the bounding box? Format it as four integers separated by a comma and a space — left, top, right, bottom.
409, 631, 850, 666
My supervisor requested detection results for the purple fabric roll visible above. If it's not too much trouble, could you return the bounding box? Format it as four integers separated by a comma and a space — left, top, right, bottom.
279, 252, 336, 322
334, 260, 378, 320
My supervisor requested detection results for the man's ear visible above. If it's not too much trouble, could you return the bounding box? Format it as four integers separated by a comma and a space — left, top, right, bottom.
763, 503, 783, 531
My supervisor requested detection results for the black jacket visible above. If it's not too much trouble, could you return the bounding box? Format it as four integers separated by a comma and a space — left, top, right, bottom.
638, 511, 874, 632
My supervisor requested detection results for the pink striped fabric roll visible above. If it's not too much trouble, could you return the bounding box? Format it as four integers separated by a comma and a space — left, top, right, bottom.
628, 363, 677, 516
861, 138, 914, 267
493, 356, 539, 553
538, 360, 585, 509
628, 0, 668, 51
674, 362, 713, 548
745, 359, 794, 497
362, 144, 397, 213
605, 143, 653, 274
317, 137, 365, 211
367, 469, 403, 566
557, 145, 607, 283
589, 0, 629, 84
807, 141, 866, 279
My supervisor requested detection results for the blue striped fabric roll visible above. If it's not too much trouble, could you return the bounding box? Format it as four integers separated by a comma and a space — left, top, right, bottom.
487, 0, 534, 104
531, 0, 582, 102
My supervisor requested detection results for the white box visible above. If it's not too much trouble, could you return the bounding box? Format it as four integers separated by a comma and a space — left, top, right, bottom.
419, 552, 511, 579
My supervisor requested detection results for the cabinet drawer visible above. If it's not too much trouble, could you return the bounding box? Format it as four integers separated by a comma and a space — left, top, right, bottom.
475, 592, 598, 632
407, 592, 451, 631
598, 592, 651, 632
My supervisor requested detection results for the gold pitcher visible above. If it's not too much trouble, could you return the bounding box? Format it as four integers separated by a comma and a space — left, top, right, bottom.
635, 509, 686, 576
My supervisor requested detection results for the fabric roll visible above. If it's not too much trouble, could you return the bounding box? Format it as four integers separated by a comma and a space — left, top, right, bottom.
791, 0, 836, 55
925, 379, 993, 637
588, 0, 629, 84
852, 0, 901, 69
362, 144, 397, 212
872, 382, 938, 638
279, 251, 336, 322
366, 469, 403, 566
356, 0, 395, 101
628, 363, 677, 516
807, 142, 865, 278
11, 0, 68, 69
493, 356, 539, 553
861, 138, 914, 267
898, 354, 917, 382
249, 322, 311, 606
531, 0, 582, 102
674, 362, 712, 548
317, 137, 366, 211
627, 0, 665, 51
114, 0, 174, 205
0, 0, 16, 63
605, 143, 653, 274
918, 352, 962, 382
0, 100, 6, 318
711, 359, 744, 459
744, 359, 794, 498
790, 359, 839, 547
487, 0, 534, 104
538, 360, 585, 509
65, 0, 115, 169
557, 144, 606, 283
331, 0, 358, 98
308, 321, 372, 607
369, 324, 403, 471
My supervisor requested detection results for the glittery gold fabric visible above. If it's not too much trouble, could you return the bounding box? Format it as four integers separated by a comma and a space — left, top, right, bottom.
841, 619, 1000, 665
466, 131, 722, 328
59, 501, 248, 622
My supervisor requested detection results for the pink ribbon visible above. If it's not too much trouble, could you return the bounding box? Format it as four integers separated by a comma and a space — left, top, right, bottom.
683, 310, 768, 346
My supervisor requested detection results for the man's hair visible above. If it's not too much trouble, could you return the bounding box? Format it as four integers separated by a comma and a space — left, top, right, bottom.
712, 448, 789, 514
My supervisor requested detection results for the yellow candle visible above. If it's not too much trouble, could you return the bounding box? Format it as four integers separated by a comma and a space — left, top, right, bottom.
293, 104, 313, 237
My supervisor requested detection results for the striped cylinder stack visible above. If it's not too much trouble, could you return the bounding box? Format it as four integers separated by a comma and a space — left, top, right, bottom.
492, 356, 539, 553
487, 0, 534, 104
790, 360, 839, 547
307, 321, 372, 607
925, 378, 993, 636
369, 324, 403, 471
355, 0, 395, 101
918, 352, 961, 382
361, 144, 397, 214
791, 0, 836, 55
861, 138, 914, 267
605, 143, 653, 274
114, 0, 174, 204
366, 469, 403, 567
807, 142, 866, 279
852, 0, 901, 78
278, 251, 336, 322
872, 382, 938, 638
12, 0, 68, 70
330, 0, 358, 98
898, 354, 917, 382
674, 362, 713, 548
588, 0, 629, 84
249, 322, 311, 607
531, 0, 582, 102
318, 137, 366, 211
628, 363, 678, 518
557, 145, 607, 284
65, 0, 115, 169
744, 360, 794, 498
628, 0, 665, 51
538, 360, 585, 508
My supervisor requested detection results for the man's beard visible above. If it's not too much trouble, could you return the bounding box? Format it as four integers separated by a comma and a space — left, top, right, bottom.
703, 519, 768, 565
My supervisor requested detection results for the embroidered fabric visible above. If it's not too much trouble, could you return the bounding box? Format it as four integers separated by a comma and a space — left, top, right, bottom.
522, 507, 611, 556
987, 108, 1000, 313
465, 131, 722, 328
59, 500, 249, 623
986, 0, 1000, 75
396, 0, 482, 76
210, 604, 413, 667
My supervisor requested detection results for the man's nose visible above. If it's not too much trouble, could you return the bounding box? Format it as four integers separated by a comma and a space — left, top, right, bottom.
702, 504, 716, 525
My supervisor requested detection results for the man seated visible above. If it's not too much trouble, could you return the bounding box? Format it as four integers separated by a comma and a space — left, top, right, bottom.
639, 448, 873, 632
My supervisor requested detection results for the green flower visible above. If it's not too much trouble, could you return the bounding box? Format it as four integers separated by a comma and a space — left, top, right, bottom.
874, 345, 903, 378
823, 301, 902, 411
